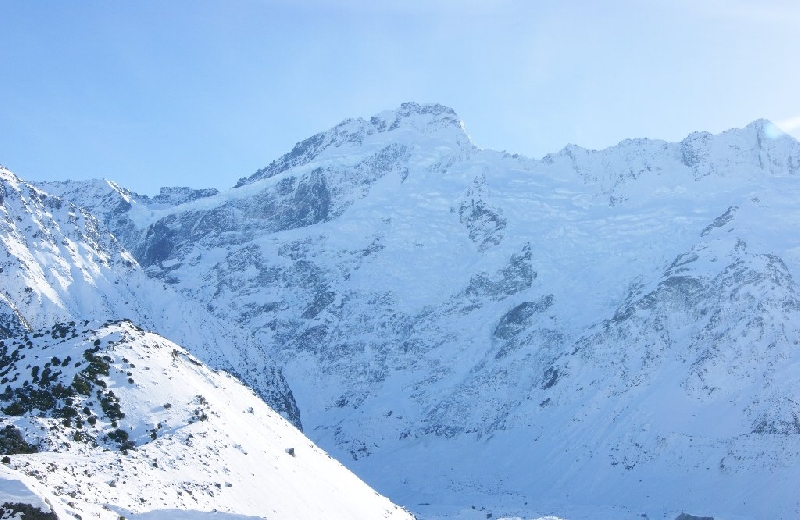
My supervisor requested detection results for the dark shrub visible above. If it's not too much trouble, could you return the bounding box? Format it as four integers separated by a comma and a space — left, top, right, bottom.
0, 501, 58, 520
0, 425, 38, 454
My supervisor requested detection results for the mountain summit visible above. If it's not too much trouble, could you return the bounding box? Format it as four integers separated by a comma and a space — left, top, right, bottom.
235, 102, 472, 188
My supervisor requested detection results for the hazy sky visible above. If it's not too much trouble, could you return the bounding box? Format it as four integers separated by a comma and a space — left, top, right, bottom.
1, 0, 798, 195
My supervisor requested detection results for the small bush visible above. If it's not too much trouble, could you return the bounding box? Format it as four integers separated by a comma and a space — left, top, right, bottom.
107, 428, 129, 443
107, 428, 135, 452
0, 425, 38, 455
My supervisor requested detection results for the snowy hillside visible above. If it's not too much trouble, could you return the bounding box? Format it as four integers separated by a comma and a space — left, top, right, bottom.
0, 168, 301, 427
0, 320, 412, 519
26, 102, 800, 519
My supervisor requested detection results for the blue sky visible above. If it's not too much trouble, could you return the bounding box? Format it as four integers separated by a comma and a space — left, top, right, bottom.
1, 0, 798, 195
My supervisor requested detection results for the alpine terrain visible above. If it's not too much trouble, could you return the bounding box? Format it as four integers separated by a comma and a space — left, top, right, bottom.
0, 168, 412, 519
3, 102, 800, 519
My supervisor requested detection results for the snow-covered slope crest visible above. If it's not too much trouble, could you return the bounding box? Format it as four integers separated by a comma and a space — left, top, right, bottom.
0, 319, 413, 520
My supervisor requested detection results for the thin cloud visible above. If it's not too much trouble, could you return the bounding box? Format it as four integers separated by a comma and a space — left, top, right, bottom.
776, 116, 800, 132
764, 116, 800, 139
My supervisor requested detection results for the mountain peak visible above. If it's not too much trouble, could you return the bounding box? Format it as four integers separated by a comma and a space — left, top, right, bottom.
0, 165, 21, 186
234, 102, 469, 188
745, 118, 793, 140
369, 101, 463, 133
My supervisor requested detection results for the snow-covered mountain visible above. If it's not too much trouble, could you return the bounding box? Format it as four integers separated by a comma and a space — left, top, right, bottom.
0, 319, 412, 519
14, 101, 800, 519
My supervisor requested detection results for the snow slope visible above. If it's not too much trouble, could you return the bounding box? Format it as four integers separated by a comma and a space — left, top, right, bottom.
0, 320, 412, 519
26, 103, 800, 518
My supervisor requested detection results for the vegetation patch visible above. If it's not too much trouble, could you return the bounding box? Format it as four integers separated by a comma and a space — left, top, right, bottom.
0, 323, 132, 451
0, 424, 39, 454
0, 502, 58, 520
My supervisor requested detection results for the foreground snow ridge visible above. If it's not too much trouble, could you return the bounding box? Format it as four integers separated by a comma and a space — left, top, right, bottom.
0, 320, 412, 520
